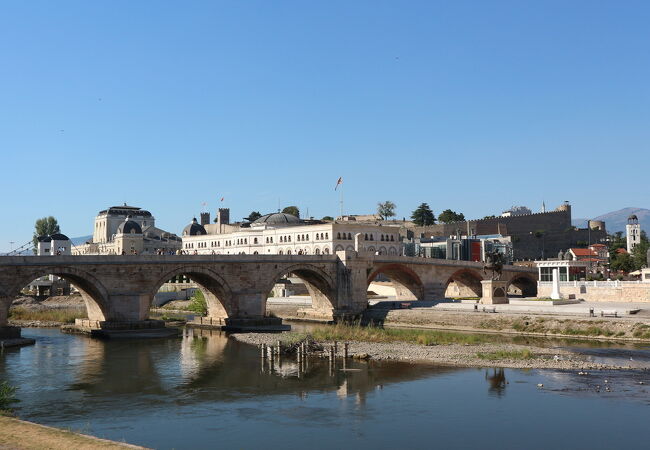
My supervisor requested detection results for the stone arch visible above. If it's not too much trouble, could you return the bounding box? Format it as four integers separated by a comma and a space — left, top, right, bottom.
367, 263, 424, 301
507, 273, 538, 297
150, 265, 234, 320
3, 266, 111, 324
263, 263, 337, 316
445, 269, 483, 298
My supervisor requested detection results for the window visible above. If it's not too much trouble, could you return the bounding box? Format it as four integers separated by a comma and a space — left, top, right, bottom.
337, 232, 341, 239
254, 238, 258, 244
325, 233, 329, 239
348, 233, 352, 240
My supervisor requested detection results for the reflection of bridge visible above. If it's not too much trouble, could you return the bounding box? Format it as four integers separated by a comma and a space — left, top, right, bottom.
0, 252, 537, 331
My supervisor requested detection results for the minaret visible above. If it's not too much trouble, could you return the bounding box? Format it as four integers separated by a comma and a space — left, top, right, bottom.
626, 215, 641, 253
542, 201, 546, 213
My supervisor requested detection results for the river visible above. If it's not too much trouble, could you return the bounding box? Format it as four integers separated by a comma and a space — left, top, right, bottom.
1, 327, 650, 449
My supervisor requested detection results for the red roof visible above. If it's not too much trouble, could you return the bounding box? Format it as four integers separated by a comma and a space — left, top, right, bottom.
590, 244, 606, 248
616, 248, 628, 254
571, 248, 596, 256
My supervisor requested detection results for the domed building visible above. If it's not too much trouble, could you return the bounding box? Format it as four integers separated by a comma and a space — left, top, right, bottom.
181, 208, 402, 256
183, 218, 207, 236
73, 204, 181, 255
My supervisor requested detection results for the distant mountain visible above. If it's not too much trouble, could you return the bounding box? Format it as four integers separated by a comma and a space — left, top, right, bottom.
573, 207, 650, 234
70, 235, 92, 246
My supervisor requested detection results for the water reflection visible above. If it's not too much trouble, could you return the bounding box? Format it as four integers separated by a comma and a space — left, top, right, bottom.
4, 328, 650, 450
485, 368, 507, 397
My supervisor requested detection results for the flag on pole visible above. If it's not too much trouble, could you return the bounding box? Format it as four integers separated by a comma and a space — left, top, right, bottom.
220, 197, 224, 202
334, 177, 343, 191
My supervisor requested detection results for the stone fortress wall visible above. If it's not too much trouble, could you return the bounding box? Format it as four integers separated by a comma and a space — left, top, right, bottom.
399, 203, 607, 260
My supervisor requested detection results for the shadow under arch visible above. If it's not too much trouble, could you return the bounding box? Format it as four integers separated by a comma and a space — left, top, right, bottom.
444, 269, 484, 298
5, 267, 110, 322
367, 264, 424, 301
507, 273, 538, 297
263, 263, 337, 317
150, 265, 234, 319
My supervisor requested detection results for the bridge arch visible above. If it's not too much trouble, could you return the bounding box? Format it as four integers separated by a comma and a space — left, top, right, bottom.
2, 266, 111, 323
150, 265, 234, 319
262, 263, 337, 317
445, 269, 483, 298
367, 263, 424, 301
507, 273, 538, 297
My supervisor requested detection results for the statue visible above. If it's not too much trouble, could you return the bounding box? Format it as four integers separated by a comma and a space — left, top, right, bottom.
483, 250, 504, 280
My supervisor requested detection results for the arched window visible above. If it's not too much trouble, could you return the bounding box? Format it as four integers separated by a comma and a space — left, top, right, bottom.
365, 233, 368, 240
278, 250, 283, 255
316, 234, 319, 240
381, 235, 384, 241
337, 232, 341, 239
324, 247, 330, 254
287, 250, 292, 255
348, 233, 352, 240
370, 235, 374, 241
253, 251, 259, 255
254, 238, 258, 244
315, 248, 321, 255
325, 233, 329, 239
390, 235, 394, 241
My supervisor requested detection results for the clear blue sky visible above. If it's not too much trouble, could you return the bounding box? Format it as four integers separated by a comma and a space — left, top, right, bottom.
1, 1, 649, 252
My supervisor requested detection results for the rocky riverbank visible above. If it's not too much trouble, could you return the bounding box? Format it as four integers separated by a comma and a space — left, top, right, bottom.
231, 332, 640, 370
268, 304, 650, 342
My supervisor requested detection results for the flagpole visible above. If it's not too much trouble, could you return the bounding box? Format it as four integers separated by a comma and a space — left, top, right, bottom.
339, 182, 343, 218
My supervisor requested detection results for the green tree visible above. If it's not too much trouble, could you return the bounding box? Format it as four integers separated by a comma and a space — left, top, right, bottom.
411, 203, 436, 226
246, 211, 262, 222
282, 206, 300, 218
483, 215, 497, 220
610, 251, 634, 273
631, 231, 649, 271
322, 216, 334, 221
33, 216, 60, 250
438, 209, 465, 224
377, 201, 396, 220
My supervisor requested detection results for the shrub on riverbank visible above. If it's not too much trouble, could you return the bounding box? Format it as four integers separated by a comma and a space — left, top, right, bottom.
9, 307, 87, 324
187, 290, 207, 315
0, 381, 18, 414
281, 323, 491, 346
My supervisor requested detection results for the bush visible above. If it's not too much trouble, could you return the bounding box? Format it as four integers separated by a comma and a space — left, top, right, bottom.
187, 290, 207, 316
0, 381, 18, 413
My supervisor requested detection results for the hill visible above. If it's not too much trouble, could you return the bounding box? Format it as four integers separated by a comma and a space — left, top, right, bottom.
573, 207, 650, 234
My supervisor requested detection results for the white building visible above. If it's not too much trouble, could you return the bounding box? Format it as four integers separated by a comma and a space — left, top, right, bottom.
73, 204, 181, 255
181, 212, 402, 256
37, 233, 72, 256
626, 214, 641, 253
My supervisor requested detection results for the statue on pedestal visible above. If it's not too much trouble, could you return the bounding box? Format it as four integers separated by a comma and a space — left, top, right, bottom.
483, 250, 504, 281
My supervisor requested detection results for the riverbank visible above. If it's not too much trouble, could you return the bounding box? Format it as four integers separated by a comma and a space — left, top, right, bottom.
268, 304, 650, 342
231, 325, 643, 370
0, 416, 147, 449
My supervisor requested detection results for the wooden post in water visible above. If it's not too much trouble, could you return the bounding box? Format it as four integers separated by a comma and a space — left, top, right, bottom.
333, 341, 338, 355
344, 342, 349, 359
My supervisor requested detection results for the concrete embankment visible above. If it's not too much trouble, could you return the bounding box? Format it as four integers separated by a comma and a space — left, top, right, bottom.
0, 416, 147, 450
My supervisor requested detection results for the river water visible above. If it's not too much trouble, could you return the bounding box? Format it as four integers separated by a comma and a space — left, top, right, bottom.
2, 327, 650, 449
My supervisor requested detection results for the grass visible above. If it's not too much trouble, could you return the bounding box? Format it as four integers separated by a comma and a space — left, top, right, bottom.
476, 349, 534, 360
8, 307, 87, 324
279, 322, 491, 346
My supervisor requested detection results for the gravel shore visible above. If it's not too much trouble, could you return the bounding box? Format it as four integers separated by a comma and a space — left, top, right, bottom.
231, 332, 638, 370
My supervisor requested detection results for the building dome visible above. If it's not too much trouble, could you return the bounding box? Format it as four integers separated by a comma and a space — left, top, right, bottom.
49, 233, 69, 241
183, 218, 207, 236
253, 213, 301, 225
117, 215, 142, 234
37, 235, 51, 242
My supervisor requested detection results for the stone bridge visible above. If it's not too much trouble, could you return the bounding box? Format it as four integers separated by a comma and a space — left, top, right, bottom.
0, 251, 537, 332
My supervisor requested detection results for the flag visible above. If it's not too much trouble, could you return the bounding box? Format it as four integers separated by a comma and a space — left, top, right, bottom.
220, 197, 224, 202
334, 177, 343, 191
